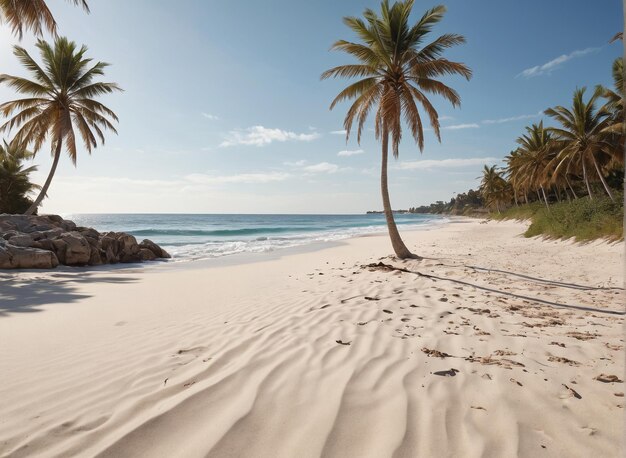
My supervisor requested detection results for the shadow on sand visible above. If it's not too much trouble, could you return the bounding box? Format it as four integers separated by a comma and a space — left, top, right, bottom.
376, 261, 624, 316
0, 265, 141, 317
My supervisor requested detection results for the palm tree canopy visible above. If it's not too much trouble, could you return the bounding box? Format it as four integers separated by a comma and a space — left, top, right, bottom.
0, 0, 89, 38
598, 58, 624, 136
513, 122, 556, 189
0, 37, 121, 165
321, 0, 471, 157
545, 86, 621, 167
478, 164, 509, 209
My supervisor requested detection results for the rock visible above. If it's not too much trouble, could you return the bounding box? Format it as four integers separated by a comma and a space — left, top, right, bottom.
0, 240, 59, 269
60, 232, 91, 265
42, 228, 64, 239
31, 239, 57, 252
139, 239, 171, 259
0, 214, 169, 269
5, 234, 34, 247
2, 230, 18, 240
100, 236, 119, 263
78, 227, 100, 241
138, 248, 157, 261
52, 239, 68, 264
116, 233, 141, 263
88, 245, 104, 266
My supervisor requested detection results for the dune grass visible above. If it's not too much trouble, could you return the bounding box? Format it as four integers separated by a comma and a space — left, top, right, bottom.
492, 195, 624, 242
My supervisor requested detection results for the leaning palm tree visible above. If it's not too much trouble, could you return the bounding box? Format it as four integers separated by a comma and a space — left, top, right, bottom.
322, 0, 471, 258
0, 37, 121, 214
545, 87, 619, 201
0, 0, 89, 38
0, 139, 40, 213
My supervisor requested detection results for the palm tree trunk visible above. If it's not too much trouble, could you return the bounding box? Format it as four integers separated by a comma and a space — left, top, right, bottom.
565, 175, 578, 199
582, 160, 593, 200
591, 154, 615, 201
540, 185, 550, 210
381, 131, 415, 259
25, 140, 62, 215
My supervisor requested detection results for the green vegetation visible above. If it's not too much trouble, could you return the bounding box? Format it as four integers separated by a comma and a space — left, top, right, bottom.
495, 197, 623, 242
0, 140, 39, 214
408, 189, 486, 216
322, 0, 471, 258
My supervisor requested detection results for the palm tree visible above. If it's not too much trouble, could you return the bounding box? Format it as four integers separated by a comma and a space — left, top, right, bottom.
599, 58, 624, 144
479, 165, 508, 213
0, 0, 89, 38
515, 122, 555, 208
545, 87, 619, 201
321, 0, 471, 258
0, 37, 121, 214
504, 149, 527, 205
0, 139, 40, 214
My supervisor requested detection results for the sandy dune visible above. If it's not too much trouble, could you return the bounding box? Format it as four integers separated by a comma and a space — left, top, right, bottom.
0, 219, 623, 457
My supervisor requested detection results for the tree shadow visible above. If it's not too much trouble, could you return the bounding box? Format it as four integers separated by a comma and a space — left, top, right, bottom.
445, 263, 624, 292
0, 270, 140, 317
377, 262, 624, 316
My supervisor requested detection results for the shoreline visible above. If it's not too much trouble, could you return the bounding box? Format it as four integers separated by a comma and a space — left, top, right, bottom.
0, 219, 623, 457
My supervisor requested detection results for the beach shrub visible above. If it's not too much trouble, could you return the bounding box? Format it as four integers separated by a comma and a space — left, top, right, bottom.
496, 196, 624, 241
0, 141, 39, 214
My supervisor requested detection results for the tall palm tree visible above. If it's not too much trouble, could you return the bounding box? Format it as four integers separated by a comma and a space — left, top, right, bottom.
0, 0, 89, 38
545, 87, 619, 201
322, 0, 471, 258
479, 165, 508, 213
504, 149, 527, 205
0, 139, 40, 214
515, 122, 555, 208
0, 37, 121, 214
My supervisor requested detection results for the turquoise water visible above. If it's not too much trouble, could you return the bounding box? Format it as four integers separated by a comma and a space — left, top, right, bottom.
67, 213, 446, 261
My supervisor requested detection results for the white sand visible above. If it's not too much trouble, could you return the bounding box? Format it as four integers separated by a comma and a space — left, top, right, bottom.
0, 219, 623, 457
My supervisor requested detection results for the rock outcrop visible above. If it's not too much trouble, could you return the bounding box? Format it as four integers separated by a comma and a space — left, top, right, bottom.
0, 214, 170, 269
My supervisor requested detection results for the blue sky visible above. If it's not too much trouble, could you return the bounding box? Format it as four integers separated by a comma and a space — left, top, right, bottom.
0, 0, 622, 214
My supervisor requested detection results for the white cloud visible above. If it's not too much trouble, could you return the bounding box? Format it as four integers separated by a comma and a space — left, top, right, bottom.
302, 162, 339, 174
482, 111, 542, 124
220, 126, 320, 147
201, 112, 219, 120
439, 115, 454, 121
184, 172, 291, 184
442, 123, 480, 130
283, 159, 308, 167
396, 157, 498, 170
337, 149, 364, 157
330, 129, 347, 135
518, 47, 599, 78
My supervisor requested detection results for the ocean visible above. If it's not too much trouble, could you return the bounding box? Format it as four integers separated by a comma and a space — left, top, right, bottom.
66, 213, 446, 261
